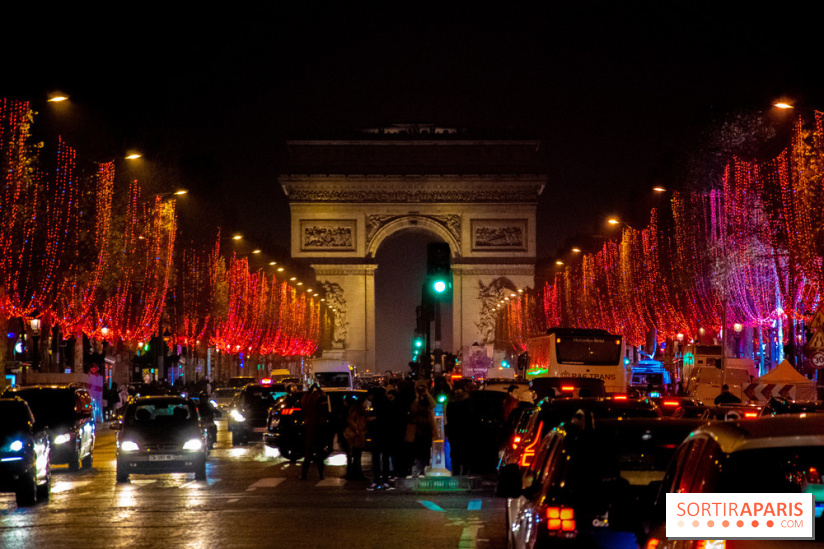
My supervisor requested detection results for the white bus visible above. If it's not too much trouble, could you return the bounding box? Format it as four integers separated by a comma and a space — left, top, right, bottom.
525, 327, 627, 394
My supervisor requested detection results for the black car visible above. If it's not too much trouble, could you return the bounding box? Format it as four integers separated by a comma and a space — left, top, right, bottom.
113, 396, 208, 482
4, 384, 96, 471
0, 397, 51, 506
228, 383, 290, 445
499, 417, 703, 549
191, 396, 221, 449
529, 377, 607, 400
263, 389, 367, 461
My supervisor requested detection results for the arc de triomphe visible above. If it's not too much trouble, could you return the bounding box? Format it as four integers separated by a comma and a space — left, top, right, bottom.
279, 131, 546, 373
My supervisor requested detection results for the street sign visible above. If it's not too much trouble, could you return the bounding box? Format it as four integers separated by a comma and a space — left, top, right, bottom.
811, 350, 824, 369
807, 330, 824, 351
811, 308, 824, 331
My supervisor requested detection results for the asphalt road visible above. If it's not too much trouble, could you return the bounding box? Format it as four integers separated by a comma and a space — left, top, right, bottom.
0, 421, 506, 549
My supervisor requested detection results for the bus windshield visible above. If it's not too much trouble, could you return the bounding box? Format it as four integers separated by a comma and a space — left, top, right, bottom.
556, 335, 622, 365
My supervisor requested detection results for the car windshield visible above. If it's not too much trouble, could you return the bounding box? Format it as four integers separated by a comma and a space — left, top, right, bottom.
0, 401, 32, 433
10, 388, 74, 426
213, 388, 238, 399
127, 400, 198, 425
242, 386, 281, 409
717, 447, 824, 493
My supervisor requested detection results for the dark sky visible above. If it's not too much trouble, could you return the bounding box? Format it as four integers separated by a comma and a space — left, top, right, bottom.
4, 3, 824, 365
5, 3, 824, 259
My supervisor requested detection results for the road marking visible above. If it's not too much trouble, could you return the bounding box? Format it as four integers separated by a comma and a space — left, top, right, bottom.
458, 524, 481, 549
468, 499, 482, 511
246, 477, 285, 491
51, 480, 92, 493
129, 479, 157, 486
418, 500, 445, 512
315, 478, 346, 487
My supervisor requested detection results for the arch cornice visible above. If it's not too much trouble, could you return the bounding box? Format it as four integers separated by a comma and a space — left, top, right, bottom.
365, 215, 461, 258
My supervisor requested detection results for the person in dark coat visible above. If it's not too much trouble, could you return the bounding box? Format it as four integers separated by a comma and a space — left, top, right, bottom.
367, 387, 394, 489
300, 384, 330, 480
714, 384, 742, 405
407, 380, 436, 477
445, 385, 473, 476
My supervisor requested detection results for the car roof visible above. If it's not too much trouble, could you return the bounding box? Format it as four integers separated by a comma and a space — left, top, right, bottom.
132, 395, 190, 403
692, 414, 824, 453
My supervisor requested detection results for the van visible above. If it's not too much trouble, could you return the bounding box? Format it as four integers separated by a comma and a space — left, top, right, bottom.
309, 359, 354, 389
686, 366, 752, 403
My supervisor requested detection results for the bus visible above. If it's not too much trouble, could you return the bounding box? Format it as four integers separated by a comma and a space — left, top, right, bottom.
525, 327, 627, 394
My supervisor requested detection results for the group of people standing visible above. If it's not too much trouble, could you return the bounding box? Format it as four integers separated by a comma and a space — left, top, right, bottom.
298, 376, 521, 490
299, 378, 451, 490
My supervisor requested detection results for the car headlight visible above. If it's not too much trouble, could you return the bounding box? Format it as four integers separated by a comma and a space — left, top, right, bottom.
210, 399, 218, 408
183, 439, 203, 451
53, 434, 71, 445
120, 441, 139, 452
9, 440, 24, 452
230, 409, 246, 422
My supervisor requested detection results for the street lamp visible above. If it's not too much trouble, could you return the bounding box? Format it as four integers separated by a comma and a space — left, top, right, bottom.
125, 152, 142, 160
47, 93, 68, 103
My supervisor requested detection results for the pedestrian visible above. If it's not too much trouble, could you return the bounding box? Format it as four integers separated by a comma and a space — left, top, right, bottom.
406, 380, 436, 477
300, 384, 330, 480
343, 395, 368, 482
445, 385, 472, 476
714, 384, 742, 405
502, 384, 520, 422
384, 388, 405, 478
367, 387, 394, 490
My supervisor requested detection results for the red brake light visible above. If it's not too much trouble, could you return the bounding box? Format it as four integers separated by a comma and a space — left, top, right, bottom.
663, 400, 680, 407
613, 394, 628, 401
561, 385, 575, 392
281, 407, 299, 416
546, 507, 575, 531
744, 412, 758, 418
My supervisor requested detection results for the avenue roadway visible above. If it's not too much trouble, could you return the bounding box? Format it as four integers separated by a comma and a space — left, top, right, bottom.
0, 420, 505, 549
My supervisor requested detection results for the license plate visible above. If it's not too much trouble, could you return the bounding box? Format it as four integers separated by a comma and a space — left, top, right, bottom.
253, 427, 266, 433
148, 454, 178, 462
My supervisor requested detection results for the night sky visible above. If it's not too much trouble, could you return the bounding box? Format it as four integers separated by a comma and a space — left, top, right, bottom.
4, 3, 824, 368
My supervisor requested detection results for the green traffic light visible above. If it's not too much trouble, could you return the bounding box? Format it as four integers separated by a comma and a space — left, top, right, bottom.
432, 280, 447, 293
437, 394, 447, 404
415, 339, 423, 348
144, 343, 150, 352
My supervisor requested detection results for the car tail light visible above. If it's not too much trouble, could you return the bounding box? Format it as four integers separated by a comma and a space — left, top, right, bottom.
560, 385, 575, 392
663, 400, 680, 407
511, 435, 522, 450
743, 411, 758, 418
807, 467, 822, 485
519, 422, 543, 467
546, 507, 575, 532
613, 394, 628, 401
695, 541, 725, 549
281, 408, 299, 416
645, 539, 660, 549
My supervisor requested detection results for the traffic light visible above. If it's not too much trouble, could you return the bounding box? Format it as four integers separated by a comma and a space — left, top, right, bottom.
412, 333, 425, 360
427, 243, 452, 300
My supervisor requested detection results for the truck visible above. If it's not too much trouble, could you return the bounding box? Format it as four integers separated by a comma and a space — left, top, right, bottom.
308, 358, 354, 389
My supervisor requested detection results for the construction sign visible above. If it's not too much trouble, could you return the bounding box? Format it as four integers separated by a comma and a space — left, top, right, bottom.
743, 382, 796, 402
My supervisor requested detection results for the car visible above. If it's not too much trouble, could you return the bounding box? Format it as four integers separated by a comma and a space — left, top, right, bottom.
499, 397, 662, 472
228, 383, 290, 446
671, 404, 709, 419
644, 414, 824, 548
4, 384, 96, 471
499, 417, 703, 549
483, 379, 534, 403
761, 397, 824, 416
263, 389, 367, 461
190, 396, 221, 449
113, 395, 208, 483
0, 397, 51, 506
650, 396, 701, 417
630, 359, 672, 394
701, 403, 764, 421
210, 387, 240, 414
227, 376, 257, 388
529, 377, 607, 400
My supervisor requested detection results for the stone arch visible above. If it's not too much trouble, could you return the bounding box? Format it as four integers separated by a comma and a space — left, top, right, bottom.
366, 215, 460, 258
